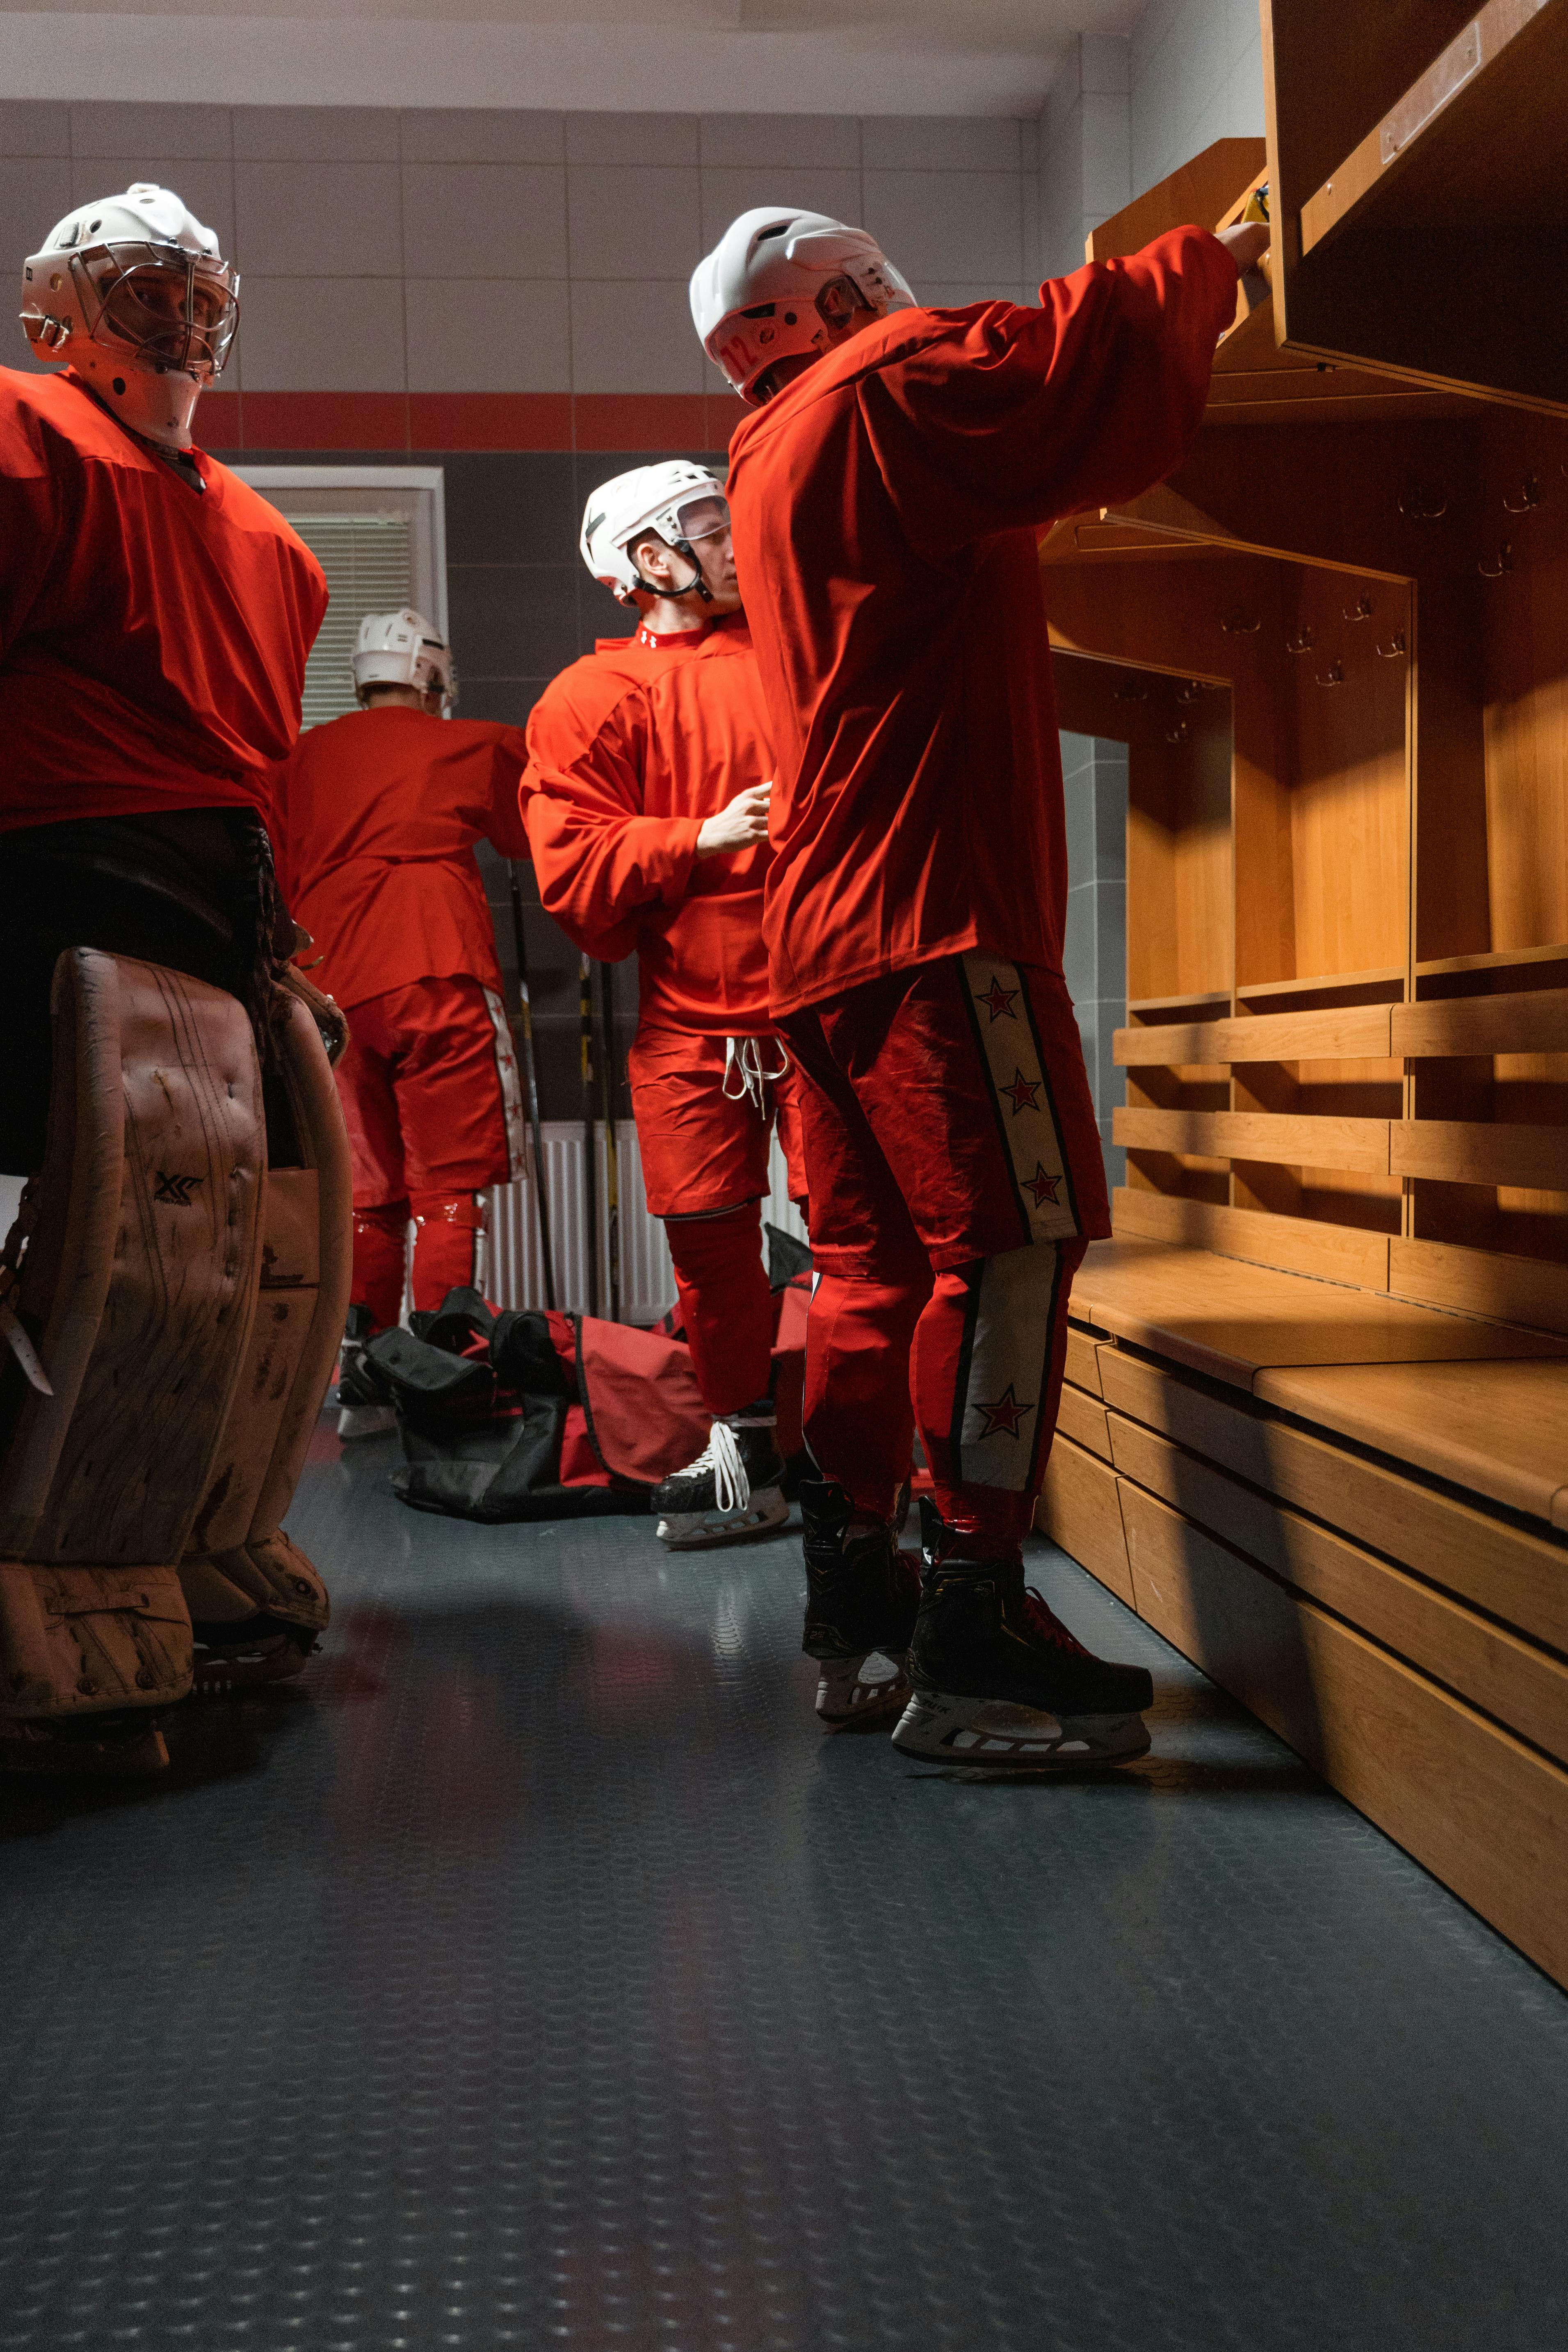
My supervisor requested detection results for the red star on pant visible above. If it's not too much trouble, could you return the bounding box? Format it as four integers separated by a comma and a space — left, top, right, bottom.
975, 973, 1020, 1023
1001, 1066, 1042, 1115
1024, 1162, 1062, 1208
973, 1383, 1036, 1441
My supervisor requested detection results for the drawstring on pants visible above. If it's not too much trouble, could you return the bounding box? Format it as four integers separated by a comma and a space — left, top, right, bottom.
722, 1034, 791, 1116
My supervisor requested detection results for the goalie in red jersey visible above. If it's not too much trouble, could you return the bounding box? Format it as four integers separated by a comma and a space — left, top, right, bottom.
692, 203, 1267, 1759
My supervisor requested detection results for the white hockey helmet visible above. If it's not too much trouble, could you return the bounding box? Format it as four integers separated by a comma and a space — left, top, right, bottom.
580, 460, 730, 606
351, 609, 456, 710
690, 206, 915, 406
20, 183, 238, 450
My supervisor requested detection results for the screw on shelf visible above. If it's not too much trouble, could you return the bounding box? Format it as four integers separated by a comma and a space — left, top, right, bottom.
1375, 632, 1407, 659
1502, 474, 1544, 513
1316, 663, 1344, 687
1219, 610, 1260, 634
1478, 543, 1514, 579
1285, 628, 1315, 654
1343, 594, 1374, 621
1398, 484, 1449, 520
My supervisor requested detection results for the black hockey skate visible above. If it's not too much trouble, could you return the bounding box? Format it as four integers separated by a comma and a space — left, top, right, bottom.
891, 1497, 1153, 1766
800, 1473, 922, 1727
653, 1402, 789, 1550
336, 1304, 397, 1442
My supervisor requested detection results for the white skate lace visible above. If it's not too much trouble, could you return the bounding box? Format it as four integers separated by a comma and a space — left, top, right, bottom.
679, 1419, 752, 1515
721, 1034, 792, 1116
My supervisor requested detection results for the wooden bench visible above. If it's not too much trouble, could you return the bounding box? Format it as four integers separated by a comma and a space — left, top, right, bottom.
1038, 1237, 1568, 1987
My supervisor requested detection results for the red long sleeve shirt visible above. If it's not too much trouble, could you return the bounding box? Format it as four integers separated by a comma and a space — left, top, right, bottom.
521, 616, 777, 1036
0, 367, 326, 831
724, 228, 1239, 1016
274, 707, 530, 1011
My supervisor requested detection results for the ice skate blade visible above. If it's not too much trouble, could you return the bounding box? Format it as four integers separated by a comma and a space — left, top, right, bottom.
891, 1690, 1150, 1768
192, 1635, 314, 1695
656, 1485, 789, 1551
337, 1403, 397, 1441
815, 1649, 910, 1727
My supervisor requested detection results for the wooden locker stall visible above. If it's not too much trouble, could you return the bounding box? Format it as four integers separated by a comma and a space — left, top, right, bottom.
1036, 12, 1568, 1988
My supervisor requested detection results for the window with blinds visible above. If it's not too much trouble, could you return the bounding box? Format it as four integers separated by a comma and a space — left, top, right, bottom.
286, 512, 414, 728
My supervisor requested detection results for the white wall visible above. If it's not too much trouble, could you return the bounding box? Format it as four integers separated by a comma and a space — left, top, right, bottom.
1038, 32, 1132, 281
1128, 0, 1265, 198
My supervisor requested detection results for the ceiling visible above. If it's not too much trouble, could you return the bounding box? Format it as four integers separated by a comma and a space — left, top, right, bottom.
0, 0, 1143, 116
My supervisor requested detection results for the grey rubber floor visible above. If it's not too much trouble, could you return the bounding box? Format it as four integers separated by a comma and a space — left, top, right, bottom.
2, 1423, 1566, 2352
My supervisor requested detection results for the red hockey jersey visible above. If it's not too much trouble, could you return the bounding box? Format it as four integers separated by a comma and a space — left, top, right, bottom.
276, 707, 530, 1010
723, 228, 1239, 1015
521, 615, 776, 1036
0, 367, 325, 831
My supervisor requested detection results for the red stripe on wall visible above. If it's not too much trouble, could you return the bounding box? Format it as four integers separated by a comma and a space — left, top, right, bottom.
199, 388, 742, 455
409, 393, 574, 450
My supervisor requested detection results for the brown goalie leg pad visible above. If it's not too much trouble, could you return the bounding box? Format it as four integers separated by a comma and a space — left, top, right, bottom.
181, 987, 351, 1668
0, 1715, 171, 1779
0, 953, 266, 1752
0, 1560, 192, 1718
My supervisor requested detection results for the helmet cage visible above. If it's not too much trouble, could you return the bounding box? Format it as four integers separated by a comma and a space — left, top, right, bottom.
622, 491, 730, 604
50, 240, 237, 377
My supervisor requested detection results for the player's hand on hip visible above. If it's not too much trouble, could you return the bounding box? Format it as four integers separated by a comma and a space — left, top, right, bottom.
697, 781, 773, 859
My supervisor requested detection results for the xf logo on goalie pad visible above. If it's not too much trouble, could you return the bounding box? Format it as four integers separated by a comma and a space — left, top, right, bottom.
154, 1171, 205, 1207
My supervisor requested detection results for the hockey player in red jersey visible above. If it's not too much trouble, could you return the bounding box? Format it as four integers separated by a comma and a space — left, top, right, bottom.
0, 183, 343, 1771
523, 462, 806, 1553
275, 609, 530, 1431
692, 204, 1267, 1757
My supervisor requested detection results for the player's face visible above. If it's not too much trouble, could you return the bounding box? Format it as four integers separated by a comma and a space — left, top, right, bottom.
681, 498, 740, 611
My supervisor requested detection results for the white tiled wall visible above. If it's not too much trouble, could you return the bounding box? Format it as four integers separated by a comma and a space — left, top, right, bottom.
1128, 0, 1265, 198
1038, 34, 1133, 282
0, 100, 1038, 395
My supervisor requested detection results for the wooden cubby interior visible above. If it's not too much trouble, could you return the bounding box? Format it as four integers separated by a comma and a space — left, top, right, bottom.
1263, 0, 1568, 415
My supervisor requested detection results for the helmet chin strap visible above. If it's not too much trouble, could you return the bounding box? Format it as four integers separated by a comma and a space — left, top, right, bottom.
630, 542, 712, 606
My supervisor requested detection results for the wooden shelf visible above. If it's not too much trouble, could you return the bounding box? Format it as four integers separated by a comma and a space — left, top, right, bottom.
1236, 968, 1406, 1002
1415, 941, 1568, 979
1393, 988, 1568, 1056
1118, 1003, 1394, 1066
1126, 990, 1231, 1017
1264, 0, 1568, 416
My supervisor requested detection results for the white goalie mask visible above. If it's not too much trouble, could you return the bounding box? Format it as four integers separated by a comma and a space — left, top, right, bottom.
20, 183, 238, 451
690, 207, 916, 406
580, 461, 730, 606
351, 609, 456, 711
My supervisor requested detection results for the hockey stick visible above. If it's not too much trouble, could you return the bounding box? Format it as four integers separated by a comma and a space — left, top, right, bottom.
597, 959, 622, 1323
507, 862, 557, 1311
579, 952, 600, 1318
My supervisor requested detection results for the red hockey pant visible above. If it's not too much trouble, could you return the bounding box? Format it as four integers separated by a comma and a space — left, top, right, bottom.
629, 1024, 808, 1421
336, 973, 523, 1330
779, 954, 1109, 1556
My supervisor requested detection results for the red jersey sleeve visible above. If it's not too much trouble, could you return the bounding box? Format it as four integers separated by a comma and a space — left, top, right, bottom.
522, 669, 704, 964
860, 227, 1239, 560
484, 725, 531, 862
0, 406, 62, 667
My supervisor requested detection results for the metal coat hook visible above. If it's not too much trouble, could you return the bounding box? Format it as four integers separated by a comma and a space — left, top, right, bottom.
1503, 474, 1544, 513
1399, 484, 1449, 520
1343, 594, 1374, 621
1175, 680, 1203, 703
1165, 722, 1189, 743
1112, 683, 1148, 703
1285, 627, 1315, 654
1316, 662, 1344, 687
1220, 610, 1260, 634
1478, 542, 1513, 579
1376, 632, 1407, 658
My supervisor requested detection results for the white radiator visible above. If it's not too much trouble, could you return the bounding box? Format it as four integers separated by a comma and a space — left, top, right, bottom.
486, 1119, 806, 1320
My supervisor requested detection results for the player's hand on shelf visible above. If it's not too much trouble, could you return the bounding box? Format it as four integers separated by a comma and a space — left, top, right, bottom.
698, 780, 773, 858
1216, 223, 1270, 273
